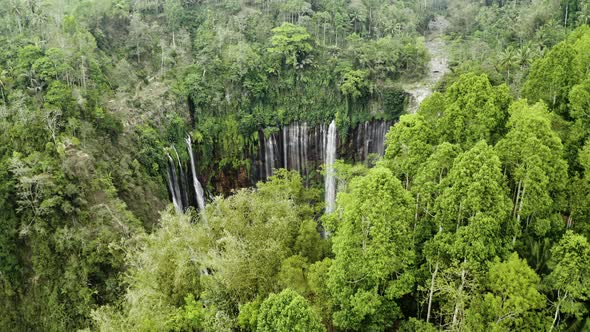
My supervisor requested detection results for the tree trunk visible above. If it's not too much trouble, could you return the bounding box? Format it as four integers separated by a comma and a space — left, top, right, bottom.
513, 179, 522, 218
80, 59, 87, 90
550, 290, 565, 332
426, 261, 439, 323
414, 193, 420, 231
513, 183, 526, 245
452, 263, 467, 328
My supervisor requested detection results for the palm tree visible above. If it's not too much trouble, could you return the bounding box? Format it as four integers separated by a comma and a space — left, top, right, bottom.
515, 43, 538, 69
497, 45, 518, 82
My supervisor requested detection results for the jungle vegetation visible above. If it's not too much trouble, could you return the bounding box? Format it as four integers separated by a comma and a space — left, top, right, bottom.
1, 0, 590, 331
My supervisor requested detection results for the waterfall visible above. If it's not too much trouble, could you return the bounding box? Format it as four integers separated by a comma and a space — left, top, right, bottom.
185, 136, 206, 212
283, 127, 289, 168
167, 153, 183, 213
254, 120, 390, 186
172, 145, 188, 208
264, 132, 276, 178
325, 120, 337, 213
364, 122, 370, 160
281, 122, 310, 174
355, 120, 392, 161
260, 130, 280, 179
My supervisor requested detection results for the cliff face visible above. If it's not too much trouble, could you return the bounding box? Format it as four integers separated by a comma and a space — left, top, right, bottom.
166, 119, 393, 209
252, 119, 393, 188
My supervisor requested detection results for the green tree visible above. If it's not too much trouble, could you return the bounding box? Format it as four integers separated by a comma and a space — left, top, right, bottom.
15, 44, 42, 88
465, 253, 546, 331
268, 23, 313, 70
568, 75, 590, 155
545, 231, 590, 331
569, 75, 590, 124
421, 213, 512, 330
495, 100, 568, 244
92, 211, 204, 331
328, 167, 415, 330
569, 139, 590, 236
338, 68, 370, 99
434, 141, 512, 232
413, 142, 462, 219
307, 258, 334, 326
277, 255, 310, 296
203, 187, 301, 305
523, 42, 581, 115
437, 73, 512, 147
256, 288, 325, 332
497, 45, 518, 82
384, 114, 434, 190
294, 219, 327, 263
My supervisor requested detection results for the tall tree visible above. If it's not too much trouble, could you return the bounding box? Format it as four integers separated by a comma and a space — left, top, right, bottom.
545, 231, 590, 331
496, 100, 568, 244
434, 141, 513, 232
328, 167, 415, 330
465, 253, 546, 331
436, 73, 512, 147
384, 114, 434, 190
267, 23, 313, 70
523, 41, 581, 115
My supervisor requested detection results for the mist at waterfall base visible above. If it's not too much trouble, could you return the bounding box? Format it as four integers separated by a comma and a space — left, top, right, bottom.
166, 120, 392, 214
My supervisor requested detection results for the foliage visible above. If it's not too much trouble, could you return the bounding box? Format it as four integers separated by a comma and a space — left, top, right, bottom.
268, 23, 314, 69
545, 231, 590, 330
328, 167, 415, 330
256, 288, 325, 332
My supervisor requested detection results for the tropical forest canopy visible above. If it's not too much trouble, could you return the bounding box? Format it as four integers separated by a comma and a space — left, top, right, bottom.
1, 0, 590, 331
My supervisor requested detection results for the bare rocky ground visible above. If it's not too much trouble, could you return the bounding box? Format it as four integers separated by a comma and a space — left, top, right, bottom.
405, 15, 450, 113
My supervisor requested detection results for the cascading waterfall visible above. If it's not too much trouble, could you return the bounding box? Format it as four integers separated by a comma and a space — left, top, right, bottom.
355, 120, 393, 161
256, 120, 391, 182
282, 127, 288, 169
324, 120, 337, 213
172, 145, 189, 208
165, 119, 392, 213
185, 136, 206, 212
167, 153, 183, 213
264, 132, 276, 178
303, 122, 309, 185
283, 122, 310, 176
258, 123, 313, 181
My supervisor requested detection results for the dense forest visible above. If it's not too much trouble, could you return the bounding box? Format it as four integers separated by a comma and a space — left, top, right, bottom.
1, 0, 590, 331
